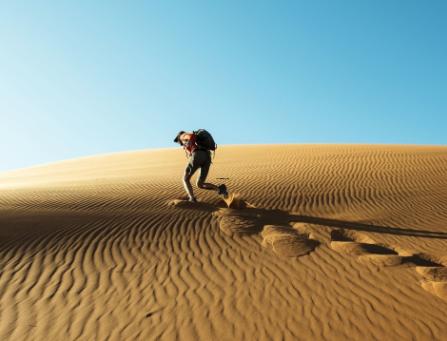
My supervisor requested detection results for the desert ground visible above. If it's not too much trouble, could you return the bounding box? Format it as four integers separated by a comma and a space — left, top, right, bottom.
1, 144, 446, 340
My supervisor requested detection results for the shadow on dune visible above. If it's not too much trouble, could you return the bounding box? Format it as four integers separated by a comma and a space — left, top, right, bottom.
170, 196, 447, 240
294, 215, 447, 240
212, 205, 447, 240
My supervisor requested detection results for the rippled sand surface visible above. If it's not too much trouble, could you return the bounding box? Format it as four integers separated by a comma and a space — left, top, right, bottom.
1, 145, 447, 340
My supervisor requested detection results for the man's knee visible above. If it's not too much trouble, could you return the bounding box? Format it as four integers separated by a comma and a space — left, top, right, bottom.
183, 173, 192, 183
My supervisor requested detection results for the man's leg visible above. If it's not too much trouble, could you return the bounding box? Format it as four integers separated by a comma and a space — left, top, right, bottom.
198, 173, 228, 197
197, 178, 219, 191
196, 156, 224, 192
183, 171, 195, 200
183, 160, 199, 201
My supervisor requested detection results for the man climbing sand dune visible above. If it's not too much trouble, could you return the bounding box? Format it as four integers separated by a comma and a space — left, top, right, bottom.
174, 129, 228, 202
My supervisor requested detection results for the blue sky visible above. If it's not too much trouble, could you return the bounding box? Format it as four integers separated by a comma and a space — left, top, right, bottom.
1, 1, 446, 172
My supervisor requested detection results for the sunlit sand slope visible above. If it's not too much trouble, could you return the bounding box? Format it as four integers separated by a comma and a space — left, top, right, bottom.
1, 145, 447, 340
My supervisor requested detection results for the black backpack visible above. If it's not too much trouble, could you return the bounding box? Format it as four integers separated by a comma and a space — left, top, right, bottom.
194, 129, 217, 151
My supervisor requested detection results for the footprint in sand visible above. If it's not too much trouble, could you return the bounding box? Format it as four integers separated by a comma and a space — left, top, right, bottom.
222, 193, 253, 209
329, 228, 447, 301
214, 198, 320, 258
172, 196, 447, 301
167, 198, 223, 211
213, 204, 320, 258
214, 208, 262, 236
167, 199, 197, 208
169, 195, 258, 235
329, 229, 403, 266
261, 225, 319, 258
413, 256, 447, 301
213, 194, 260, 236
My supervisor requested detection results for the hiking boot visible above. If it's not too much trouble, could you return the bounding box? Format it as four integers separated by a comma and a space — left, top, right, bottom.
218, 184, 228, 198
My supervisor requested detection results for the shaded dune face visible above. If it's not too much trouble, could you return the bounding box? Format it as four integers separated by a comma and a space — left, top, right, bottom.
1, 145, 447, 340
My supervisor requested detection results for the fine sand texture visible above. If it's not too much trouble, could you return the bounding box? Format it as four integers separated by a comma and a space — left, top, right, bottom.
1, 144, 447, 340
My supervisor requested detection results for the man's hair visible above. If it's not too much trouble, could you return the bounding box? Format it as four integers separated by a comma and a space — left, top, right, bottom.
173, 131, 186, 144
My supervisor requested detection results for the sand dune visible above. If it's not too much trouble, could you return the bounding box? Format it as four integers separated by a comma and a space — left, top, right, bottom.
1, 144, 447, 340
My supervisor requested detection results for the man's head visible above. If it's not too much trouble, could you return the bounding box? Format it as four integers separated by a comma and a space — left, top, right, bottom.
174, 131, 186, 145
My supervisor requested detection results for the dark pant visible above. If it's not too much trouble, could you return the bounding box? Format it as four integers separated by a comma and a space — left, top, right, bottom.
184, 149, 212, 185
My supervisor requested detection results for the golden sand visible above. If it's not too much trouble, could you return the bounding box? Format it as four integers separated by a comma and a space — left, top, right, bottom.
1, 145, 447, 340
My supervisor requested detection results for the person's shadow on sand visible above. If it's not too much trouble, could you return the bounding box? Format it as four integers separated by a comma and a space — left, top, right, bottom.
170, 197, 447, 240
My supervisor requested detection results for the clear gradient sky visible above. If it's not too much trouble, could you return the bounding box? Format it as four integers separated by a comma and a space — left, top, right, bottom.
1, 1, 446, 172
